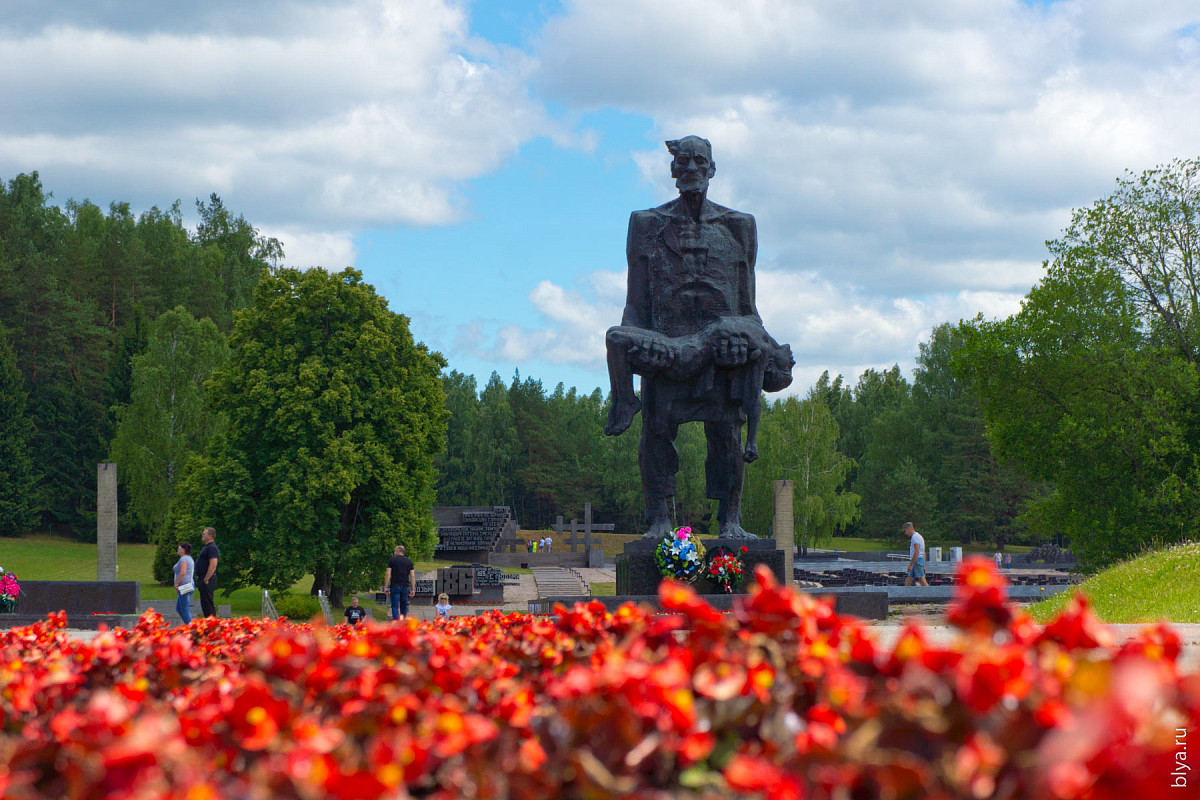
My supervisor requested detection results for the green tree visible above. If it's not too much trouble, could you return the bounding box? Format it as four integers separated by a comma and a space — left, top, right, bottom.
744, 393, 859, 549
957, 158, 1200, 568
192, 195, 284, 331
171, 268, 447, 605
0, 172, 279, 535
598, 401, 643, 533
436, 370, 481, 506
473, 372, 518, 508
111, 307, 228, 540
867, 457, 939, 545
0, 330, 38, 535
911, 323, 1034, 548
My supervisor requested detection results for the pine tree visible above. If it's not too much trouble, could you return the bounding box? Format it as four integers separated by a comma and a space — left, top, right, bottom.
0, 331, 37, 535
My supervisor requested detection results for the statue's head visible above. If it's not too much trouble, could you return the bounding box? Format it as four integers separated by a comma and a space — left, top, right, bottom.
763, 343, 795, 393
667, 136, 715, 194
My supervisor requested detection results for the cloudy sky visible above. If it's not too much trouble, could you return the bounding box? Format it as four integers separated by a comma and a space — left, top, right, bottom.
3, 0, 1199, 395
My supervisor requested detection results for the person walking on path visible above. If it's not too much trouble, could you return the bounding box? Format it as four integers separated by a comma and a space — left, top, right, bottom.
384, 545, 416, 620
196, 527, 220, 617
904, 522, 930, 587
173, 542, 195, 625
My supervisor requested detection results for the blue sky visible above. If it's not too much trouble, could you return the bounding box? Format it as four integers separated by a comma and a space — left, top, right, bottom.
3, 0, 1199, 397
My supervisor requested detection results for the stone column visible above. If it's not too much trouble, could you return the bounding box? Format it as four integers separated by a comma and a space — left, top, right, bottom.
97, 463, 118, 582
772, 479, 794, 584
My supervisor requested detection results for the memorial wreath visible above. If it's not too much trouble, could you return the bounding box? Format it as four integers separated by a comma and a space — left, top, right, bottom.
707, 546, 748, 592
654, 525, 706, 583
0, 568, 20, 613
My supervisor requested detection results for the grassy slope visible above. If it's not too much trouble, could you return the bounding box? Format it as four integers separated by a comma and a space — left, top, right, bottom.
0, 536, 528, 618
1028, 541, 1200, 624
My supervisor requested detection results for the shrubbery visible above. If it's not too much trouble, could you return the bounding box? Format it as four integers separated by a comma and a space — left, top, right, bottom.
0, 559, 1194, 799
272, 593, 323, 621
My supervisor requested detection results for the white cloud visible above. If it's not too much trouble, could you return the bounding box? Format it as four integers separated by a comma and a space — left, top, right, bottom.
0, 0, 551, 250
9, 0, 1200, 395
463, 264, 1024, 398
498, 0, 1200, 389
257, 226, 356, 269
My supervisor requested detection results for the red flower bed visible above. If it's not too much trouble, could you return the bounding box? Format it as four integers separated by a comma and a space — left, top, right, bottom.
0, 558, 1195, 799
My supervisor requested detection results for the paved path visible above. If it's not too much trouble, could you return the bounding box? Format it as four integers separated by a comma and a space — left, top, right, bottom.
531, 567, 588, 598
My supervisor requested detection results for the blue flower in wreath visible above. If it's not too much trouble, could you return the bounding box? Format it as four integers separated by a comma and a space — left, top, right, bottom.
654, 526, 707, 584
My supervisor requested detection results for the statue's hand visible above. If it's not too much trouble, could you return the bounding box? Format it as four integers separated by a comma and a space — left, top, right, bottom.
629, 336, 675, 370
713, 332, 753, 368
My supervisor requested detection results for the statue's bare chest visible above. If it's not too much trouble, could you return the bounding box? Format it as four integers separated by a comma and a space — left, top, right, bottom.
644, 219, 745, 336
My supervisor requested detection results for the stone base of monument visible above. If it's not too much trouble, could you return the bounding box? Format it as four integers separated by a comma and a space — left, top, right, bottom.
616, 536, 785, 596
0, 580, 142, 629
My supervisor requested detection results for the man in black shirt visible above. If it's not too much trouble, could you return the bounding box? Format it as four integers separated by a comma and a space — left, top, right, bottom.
195, 527, 220, 618
384, 544, 416, 620
343, 596, 368, 625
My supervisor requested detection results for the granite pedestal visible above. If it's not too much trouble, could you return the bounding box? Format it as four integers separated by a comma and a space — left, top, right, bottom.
0, 580, 142, 629
616, 536, 785, 596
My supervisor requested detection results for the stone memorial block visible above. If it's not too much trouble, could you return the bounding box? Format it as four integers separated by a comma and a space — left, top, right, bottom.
436, 567, 475, 597
615, 535, 784, 596
773, 479, 794, 581
97, 463, 118, 581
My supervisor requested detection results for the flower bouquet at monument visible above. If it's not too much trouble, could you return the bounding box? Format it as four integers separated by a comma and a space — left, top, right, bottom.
707, 546, 748, 593
654, 526, 706, 583
0, 568, 20, 613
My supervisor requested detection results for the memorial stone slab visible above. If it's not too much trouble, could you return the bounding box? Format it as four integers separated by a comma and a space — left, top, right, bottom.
615, 536, 784, 596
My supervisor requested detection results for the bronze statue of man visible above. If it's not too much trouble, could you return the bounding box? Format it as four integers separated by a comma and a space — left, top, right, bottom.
605, 136, 793, 539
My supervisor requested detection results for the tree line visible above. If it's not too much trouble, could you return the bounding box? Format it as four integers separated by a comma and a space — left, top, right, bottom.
0, 171, 447, 602
434, 322, 1036, 551
0, 172, 280, 539
5, 158, 1200, 576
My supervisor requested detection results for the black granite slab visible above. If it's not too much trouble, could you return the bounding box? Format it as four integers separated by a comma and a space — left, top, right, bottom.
15, 580, 140, 615
615, 536, 785, 596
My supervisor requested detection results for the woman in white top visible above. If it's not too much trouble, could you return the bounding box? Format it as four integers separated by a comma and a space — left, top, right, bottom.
435, 592, 452, 620
174, 542, 195, 625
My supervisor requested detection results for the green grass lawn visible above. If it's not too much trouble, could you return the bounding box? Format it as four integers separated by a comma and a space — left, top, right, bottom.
1028, 541, 1200, 624
0, 537, 531, 618
590, 582, 616, 596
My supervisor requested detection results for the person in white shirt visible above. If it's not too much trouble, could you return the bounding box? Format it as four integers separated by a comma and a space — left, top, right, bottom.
435, 593, 452, 620
994, 552, 1003, 569
904, 522, 929, 586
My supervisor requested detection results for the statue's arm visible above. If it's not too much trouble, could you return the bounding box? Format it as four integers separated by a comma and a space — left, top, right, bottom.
621, 212, 650, 328
739, 213, 763, 323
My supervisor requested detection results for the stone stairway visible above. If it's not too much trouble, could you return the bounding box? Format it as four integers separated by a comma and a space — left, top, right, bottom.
531, 567, 589, 598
